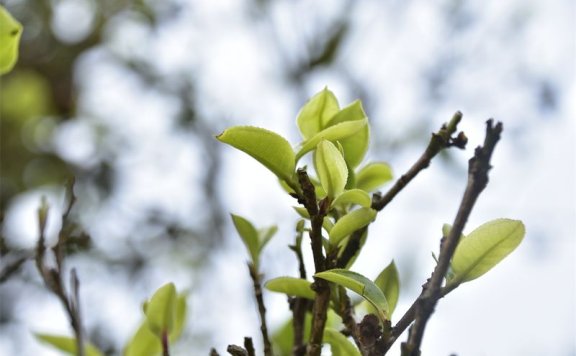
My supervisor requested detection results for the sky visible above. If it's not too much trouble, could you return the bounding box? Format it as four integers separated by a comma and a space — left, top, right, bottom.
1, 0, 575, 355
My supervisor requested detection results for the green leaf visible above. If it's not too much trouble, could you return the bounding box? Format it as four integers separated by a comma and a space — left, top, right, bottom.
373, 261, 400, 317
297, 87, 340, 139
355, 162, 393, 192
170, 293, 188, 342
295, 119, 368, 162
258, 225, 278, 253
216, 126, 296, 184
35, 334, 103, 356
231, 214, 259, 263
0, 6, 22, 75
449, 219, 525, 285
323, 328, 361, 356
315, 269, 389, 321
124, 321, 162, 356
265, 276, 315, 300
145, 282, 177, 337
329, 207, 377, 245
331, 189, 371, 209
314, 140, 348, 198
326, 100, 369, 168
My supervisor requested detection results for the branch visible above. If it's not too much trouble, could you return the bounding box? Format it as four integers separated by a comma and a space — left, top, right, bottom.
338, 112, 466, 268
35, 182, 86, 356
248, 263, 273, 356
289, 224, 310, 356
296, 168, 332, 356
397, 120, 503, 356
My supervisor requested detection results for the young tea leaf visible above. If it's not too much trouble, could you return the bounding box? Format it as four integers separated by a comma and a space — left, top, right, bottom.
216, 126, 296, 185
295, 119, 368, 162
124, 322, 162, 356
231, 214, 260, 263
314, 269, 389, 321
355, 162, 393, 192
258, 225, 278, 254
326, 100, 369, 168
329, 207, 377, 246
0, 6, 22, 75
145, 282, 177, 337
449, 219, 525, 286
331, 189, 371, 209
314, 140, 348, 199
35, 334, 103, 356
373, 261, 400, 317
297, 87, 340, 139
323, 328, 361, 356
265, 276, 315, 300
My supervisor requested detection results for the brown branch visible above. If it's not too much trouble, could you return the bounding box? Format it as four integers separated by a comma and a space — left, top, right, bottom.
35, 182, 87, 356
248, 263, 273, 356
338, 112, 466, 269
296, 168, 333, 356
397, 119, 503, 356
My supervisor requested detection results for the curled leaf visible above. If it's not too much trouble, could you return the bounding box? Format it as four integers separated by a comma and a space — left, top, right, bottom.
314, 140, 348, 199
297, 87, 340, 139
373, 261, 400, 317
326, 100, 369, 168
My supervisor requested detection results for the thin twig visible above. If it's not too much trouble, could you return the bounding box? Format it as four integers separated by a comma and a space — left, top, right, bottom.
248, 263, 273, 356
338, 112, 466, 268
399, 120, 503, 356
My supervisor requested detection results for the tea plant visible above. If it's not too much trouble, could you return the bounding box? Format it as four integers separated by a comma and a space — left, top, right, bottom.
1, 7, 524, 355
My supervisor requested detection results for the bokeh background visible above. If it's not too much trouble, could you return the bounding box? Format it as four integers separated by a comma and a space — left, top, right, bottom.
1, 0, 574, 355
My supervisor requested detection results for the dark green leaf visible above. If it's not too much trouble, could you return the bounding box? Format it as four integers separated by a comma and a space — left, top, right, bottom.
315, 269, 389, 321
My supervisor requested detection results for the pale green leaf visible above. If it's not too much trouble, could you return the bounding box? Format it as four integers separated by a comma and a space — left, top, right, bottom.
295, 119, 368, 162
329, 207, 377, 245
265, 276, 315, 300
231, 214, 259, 263
324, 328, 361, 356
216, 126, 295, 184
449, 219, 525, 285
35, 334, 103, 356
125, 292, 186, 356
315, 269, 389, 321
314, 140, 348, 198
0, 6, 22, 75
326, 100, 369, 168
297, 87, 340, 139
145, 283, 177, 337
355, 162, 393, 192
258, 225, 278, 253
331, 189, 371, 209
373, 261, 400, 317
124, 321, 162, 356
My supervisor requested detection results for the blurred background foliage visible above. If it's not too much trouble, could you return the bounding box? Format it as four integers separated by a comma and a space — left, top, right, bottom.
0, 0, 573, 355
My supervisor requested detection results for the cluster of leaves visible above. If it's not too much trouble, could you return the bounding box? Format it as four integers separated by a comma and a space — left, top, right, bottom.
217, 88, 525, 355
